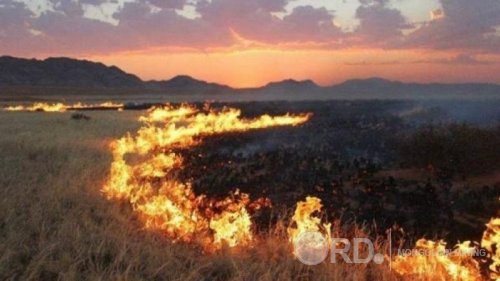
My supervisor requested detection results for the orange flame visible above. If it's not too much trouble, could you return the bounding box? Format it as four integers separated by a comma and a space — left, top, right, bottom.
102, 104, 311, 251
99, 101, 498, 281
4, 102, 124, 112
482, 218, 500, 280
392, 239, 482, 281
5, 102, 68, 112
287, 197, 331, 251
392, 214, 500, 281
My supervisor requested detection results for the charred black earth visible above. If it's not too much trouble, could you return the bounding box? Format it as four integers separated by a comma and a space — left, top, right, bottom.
175, 100, 500, 245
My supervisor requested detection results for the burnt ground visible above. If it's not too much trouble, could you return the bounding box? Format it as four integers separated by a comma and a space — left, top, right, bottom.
175, 100, 500, 245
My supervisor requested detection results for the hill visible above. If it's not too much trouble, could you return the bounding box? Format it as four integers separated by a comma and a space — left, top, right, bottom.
0, 56, 143, 88
329, 77, 500, 98
0, 56, 499, 100
146, 75, 232, 94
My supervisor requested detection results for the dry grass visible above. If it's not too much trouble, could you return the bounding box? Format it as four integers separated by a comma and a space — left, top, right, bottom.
0, 111, 406, 281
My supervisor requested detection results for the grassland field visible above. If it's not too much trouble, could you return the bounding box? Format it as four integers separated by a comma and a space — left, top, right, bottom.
1, 99, 499, 281
0, 110, 405, 281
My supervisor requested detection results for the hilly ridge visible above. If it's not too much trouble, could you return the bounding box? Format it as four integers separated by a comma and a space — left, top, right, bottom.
1, 56, 499, 99
0, 56, 143, 88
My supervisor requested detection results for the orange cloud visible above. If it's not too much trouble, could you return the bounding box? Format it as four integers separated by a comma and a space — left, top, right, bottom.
430, 9, 445, 21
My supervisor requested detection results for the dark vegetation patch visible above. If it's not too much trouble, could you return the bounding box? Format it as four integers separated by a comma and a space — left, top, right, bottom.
398, 124, 500, 178
71, 113, 91, 121
176, 100, 500, 245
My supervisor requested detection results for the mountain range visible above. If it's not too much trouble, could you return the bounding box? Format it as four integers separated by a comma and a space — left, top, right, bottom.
1, 56, 499, 99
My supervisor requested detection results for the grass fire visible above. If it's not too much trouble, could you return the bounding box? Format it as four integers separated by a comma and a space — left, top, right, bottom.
3, 1, 500, 278
103, 104, 310, 251
4, 102, 124, 112
1, 100, 499, 281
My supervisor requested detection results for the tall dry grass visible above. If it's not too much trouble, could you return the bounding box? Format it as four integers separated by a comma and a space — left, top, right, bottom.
0, 111, 407, 280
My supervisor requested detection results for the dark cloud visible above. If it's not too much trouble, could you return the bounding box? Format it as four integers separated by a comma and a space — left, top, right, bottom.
405, 0, 500, 51
47, 0, 109, 16
0, 0, 32, 28
358, 0, 389, 5
114, 1, 231, 49
143, 0, 187, 10
196, 0, 342, 44
49, 0, 84, 16
353, 0, 412, 45
279, 6, 343, 42
33, 10, 120, 54
0, 0, 40, 53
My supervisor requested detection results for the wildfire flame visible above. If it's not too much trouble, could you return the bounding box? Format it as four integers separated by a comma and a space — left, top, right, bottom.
392, 239, 482, 281
482, 218, 500, 280
102, 104, 311, 251
9, 99, 499, 280
393, 217, 500, 281
4, 102, 123, 112
287, 197, 499, 281
287, 196, 332, 263
287, 196, 331, 246
91, 101, 499, 279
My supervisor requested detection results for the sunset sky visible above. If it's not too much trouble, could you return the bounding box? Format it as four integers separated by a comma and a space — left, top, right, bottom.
1, 0, 499, 87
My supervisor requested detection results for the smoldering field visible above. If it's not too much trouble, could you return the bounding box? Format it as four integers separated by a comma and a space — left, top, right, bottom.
1, 100, 499, 280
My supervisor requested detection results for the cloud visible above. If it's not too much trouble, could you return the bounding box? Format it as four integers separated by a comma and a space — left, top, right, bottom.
0, 0, 346, 55
114, 1, 231, 49
343, 60, 402, 66
0, 0, 499, 56
279, 6, 343, 42
448, 53, 492, 64
353, 0, 412, 45
344, 53, 499, 66
405, 0, 500, 52
194, 0, 343, 44
0, 0, 41, 53
47, 0, 111, 16
413, 53, 498, 65
145, 0, 186, 10
33, 10, 120, 53
430, 9, 444, 21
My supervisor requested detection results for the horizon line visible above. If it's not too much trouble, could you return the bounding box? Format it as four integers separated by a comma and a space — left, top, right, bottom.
2, 55, 500, 89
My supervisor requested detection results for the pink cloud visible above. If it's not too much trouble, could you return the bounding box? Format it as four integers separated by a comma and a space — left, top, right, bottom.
0, 0, 499, 56
404, 0, 500, 51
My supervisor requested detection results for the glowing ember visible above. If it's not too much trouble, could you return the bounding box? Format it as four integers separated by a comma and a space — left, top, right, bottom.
4, 102, 123, 112
103, 104, 311, 251
482, 218, 500, 280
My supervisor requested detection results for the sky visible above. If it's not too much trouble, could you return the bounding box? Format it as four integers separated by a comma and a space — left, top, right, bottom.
1, 0, 500, 87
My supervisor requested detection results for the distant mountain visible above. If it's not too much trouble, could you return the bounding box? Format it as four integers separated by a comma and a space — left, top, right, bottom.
0, 56, 499, 100
329, 77, 500, 98
146, 75, 232, 94
331, 77, 403, 94
260, 79, 321, 94
0, 56, 231, 93
0, 56, 143, 88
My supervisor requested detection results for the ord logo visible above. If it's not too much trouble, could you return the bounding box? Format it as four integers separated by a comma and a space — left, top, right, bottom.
293, 231, 385, 266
